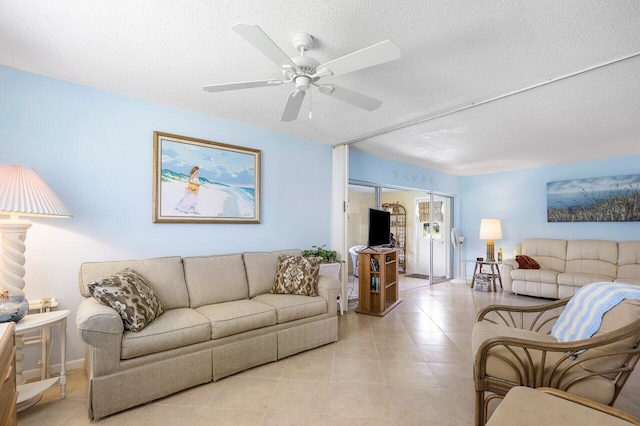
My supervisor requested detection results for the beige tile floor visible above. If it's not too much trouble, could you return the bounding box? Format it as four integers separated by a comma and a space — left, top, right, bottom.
18, 278, 640, 425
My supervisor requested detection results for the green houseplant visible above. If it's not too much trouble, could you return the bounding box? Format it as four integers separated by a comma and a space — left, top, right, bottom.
303, 245, 342, 264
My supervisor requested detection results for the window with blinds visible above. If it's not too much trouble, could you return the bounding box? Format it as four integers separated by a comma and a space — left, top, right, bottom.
418, 201, 444, 222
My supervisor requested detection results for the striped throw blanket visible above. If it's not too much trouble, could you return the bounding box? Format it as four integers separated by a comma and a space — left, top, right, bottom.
552, 282, 640, 342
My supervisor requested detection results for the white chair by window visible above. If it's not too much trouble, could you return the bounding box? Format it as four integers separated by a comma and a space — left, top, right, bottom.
349, 245, 365, 277
346, 245, 366, 309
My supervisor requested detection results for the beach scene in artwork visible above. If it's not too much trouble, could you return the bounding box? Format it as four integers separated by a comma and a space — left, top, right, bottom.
547, 174, 640, 222
159, 140, 256, 218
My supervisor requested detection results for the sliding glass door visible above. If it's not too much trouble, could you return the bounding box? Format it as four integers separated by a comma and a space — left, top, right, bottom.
415, 194, 453, 283
348, 181, 454, 290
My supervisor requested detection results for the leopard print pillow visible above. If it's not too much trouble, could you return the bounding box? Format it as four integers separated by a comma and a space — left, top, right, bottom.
270, 255, 322, 296
88, 268, 164, 332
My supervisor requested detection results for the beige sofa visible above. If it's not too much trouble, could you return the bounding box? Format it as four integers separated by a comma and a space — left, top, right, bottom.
76, 249, 341, 419
502, 239, 640, 299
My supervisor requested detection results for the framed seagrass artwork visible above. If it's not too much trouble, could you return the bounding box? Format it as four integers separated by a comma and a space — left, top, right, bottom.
547, 174, 640, 222
153, 132, 261, 223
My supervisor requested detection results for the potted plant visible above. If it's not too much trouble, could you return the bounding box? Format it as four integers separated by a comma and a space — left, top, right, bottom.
303, 245, 341, 264
303, 245, 343, 278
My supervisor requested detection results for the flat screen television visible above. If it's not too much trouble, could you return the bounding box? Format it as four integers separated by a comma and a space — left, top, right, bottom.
367, 208, 391, 247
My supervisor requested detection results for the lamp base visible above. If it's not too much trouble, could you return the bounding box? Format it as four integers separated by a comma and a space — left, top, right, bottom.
0, 295, 29, 323
486, 240, 495, 262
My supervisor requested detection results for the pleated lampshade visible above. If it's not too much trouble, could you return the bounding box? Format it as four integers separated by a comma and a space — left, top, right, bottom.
0, 164, 72, 218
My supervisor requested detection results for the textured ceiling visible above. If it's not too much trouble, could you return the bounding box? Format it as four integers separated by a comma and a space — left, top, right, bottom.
1, 0, 639, 175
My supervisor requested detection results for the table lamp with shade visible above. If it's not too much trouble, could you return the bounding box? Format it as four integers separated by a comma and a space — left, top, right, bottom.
0, 164, 71, 323
479, 218, 502, 262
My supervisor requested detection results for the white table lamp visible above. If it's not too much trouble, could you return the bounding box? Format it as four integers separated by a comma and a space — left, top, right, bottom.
479, 218, 502, 262
0, 164, 71, 323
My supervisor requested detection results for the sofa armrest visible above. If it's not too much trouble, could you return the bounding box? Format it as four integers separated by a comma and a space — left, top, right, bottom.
76, 297, 124, 376
317, 275, 341, 317
77, 297, 124, 334
501, 259, 519, 293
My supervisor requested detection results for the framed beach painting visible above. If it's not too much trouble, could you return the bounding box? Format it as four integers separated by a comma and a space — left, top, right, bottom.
153, 132, 260, 223
547, 174, 640, 222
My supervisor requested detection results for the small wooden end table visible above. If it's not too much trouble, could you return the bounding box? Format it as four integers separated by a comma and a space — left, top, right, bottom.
470, 261, 503, 291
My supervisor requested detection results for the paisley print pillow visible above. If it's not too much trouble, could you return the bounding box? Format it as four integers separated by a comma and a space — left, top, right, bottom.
88, 268, 164, 332
270, 255, 322, 296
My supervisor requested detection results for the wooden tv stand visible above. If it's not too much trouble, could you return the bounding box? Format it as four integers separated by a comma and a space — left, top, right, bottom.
356, 248, 401, 316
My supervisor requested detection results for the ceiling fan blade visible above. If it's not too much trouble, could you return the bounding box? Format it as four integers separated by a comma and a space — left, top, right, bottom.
281, 90, 306, 122
314, 40, 401, 78
203, 79, 284, 93
318, 84, 382, 111
232, 23, 298, 71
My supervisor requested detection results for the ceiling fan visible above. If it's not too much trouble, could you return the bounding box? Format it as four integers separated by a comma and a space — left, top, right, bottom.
203, 23, 401, 121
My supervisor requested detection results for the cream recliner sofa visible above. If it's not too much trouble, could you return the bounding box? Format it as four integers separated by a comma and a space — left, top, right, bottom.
502, 239, 640, 299
76, 249, 341, 419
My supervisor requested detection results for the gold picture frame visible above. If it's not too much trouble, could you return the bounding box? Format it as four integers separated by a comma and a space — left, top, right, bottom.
153, 132, 261, 223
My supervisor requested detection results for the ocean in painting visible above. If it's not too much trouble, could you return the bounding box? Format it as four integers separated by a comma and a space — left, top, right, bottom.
547, 174, 640, 222
160, 169, 255, 218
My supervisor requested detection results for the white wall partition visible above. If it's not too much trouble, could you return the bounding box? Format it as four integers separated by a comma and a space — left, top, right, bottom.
332, 144, 349, 312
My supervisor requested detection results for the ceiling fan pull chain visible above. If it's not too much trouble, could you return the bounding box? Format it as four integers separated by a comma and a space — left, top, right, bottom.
309, 88, 313, 119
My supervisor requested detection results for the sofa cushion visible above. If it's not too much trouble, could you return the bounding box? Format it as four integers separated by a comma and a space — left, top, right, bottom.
196, 300, 276, 339
581, 299, 640, 377
614, 278, 640, 285
121, 308, 211, 359
565, 240, 617, 279
184, 254, 249, 308
243, 249, 303, 297
511, 269, 559, 284
88, 269, 164, 332
512, 267, 560, 298
270, 255, 322, 296
557, 273, 613, 287
486, 387, 622, 426
472, 321, 560, 383
472, 322, 614, 403
471, 321, 557, 382
252, 294, 327, 323
515, 255, 540, 269
521, 239, 567, 272
617, 241, 640, 283
79, 256, 189, 310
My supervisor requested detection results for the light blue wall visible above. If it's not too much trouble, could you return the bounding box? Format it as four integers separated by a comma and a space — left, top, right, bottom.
349, 148, 640, 280
460, 155, 640, 261
0, 66, 333, 362
349, 149, 460, 195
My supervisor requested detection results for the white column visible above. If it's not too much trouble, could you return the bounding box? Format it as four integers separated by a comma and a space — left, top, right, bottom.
332, 144, 349, 314
0, 220, 32, 297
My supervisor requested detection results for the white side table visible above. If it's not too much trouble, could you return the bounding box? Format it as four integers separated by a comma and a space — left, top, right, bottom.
14, 309, 70, 411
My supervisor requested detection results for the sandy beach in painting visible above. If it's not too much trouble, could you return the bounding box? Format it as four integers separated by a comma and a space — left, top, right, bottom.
161, 180, 254, 218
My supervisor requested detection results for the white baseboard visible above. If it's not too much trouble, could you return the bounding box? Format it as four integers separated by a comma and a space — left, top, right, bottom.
23, 358, 85, 381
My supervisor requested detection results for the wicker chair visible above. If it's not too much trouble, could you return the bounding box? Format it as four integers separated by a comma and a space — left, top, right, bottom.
486, 387, 640, 425
472, 297, 640, 426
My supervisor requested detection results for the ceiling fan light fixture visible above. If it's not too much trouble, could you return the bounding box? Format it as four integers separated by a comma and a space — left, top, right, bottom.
295, 76, 311, 91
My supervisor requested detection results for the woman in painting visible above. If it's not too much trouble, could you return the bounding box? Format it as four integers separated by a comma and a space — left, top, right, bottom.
176, 166, 201, 214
